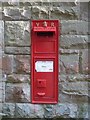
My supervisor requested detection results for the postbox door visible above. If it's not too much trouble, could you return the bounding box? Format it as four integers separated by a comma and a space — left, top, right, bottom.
31, 20, 59, 103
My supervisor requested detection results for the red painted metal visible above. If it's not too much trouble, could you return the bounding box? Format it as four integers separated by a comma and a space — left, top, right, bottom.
31, 20, 59, 104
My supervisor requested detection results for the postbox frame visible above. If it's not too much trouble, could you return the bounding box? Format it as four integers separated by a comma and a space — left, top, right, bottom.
31, 20, 59, 104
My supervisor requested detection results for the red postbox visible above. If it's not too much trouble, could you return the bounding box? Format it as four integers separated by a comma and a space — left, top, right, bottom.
31, 20, 59, 103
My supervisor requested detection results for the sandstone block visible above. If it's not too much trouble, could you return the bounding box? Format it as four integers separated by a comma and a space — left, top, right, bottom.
7, 74, 30, 83
5, 47, 30, 55
15, 103, 44, 118
61, 20, 89, 35
2, 55, 14, 74
61, 81, 88, 96
5, 83, 30, 102
60, 54, 79, 74
4, 21, 30, 46
60, 35, 89, 49
14, 55, 30, 74
81, 49, 90, 74
2, 103, 15, 117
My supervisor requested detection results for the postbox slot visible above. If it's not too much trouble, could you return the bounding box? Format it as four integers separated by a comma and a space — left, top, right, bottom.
36, 32, 54, 37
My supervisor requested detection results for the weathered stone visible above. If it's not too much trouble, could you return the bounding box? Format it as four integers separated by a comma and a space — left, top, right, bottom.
44, 105, 54, 118
60, 35, 89, 49
3, 7, 30, 20
0, 9, 3, 19
3, 5, 31, 20
60, 74, 90, 82
61, 81, 88, 96
4, 7, 21, 16
0, 82, 3, 102
44, 103, 77, 118
51, 2, 77, 7
2, 54, 30, 74
32, 6, 49, 19
21, 7, 31, 19
50, 6, 79, 20
15, 104, 44, 118
32, 6, 44, 13
68, 104, 78, 118
58, 91, 88, 103
2, 103, 15, 117
58, 79, 89, 102
44, 103, 88, 118
61, 20, 89, 35
80, 3, 88, 21
0, 21, 4, 41
60, 49, 79, 54
5, 83, 30, 102
0, 21, 3, 80
31, 2, 49, 6
60, 54, 79, 74
2, 55, 14, 74
0, 103, 2, 113
14, 55, 30, 74
7, 74, 30, 83
77, 103, 88, 118
53, 104, 70, 117
8, 0, 19, 6
81, 49, 90, 74
0, 82, 5, 102
4, 21, 30, 46
5, 47, 30, 55
0, 70, 2, 84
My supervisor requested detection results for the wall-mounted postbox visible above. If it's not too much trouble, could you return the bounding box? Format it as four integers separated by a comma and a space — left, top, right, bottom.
31, 20, 59, 104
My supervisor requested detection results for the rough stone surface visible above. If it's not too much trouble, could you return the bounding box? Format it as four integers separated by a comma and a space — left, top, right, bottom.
5, 83, 30, 102
7, 74, 30, 83
81, 49, 90, 74
60, 54, 79, 74
15, 104, 44, 118
0, 21, 4, 41
1, 2, 81, 20
0, 82, 3, 102
61, 20, 89, 35
14, 55, 30, 74
80, 3, 88, 22
61, 35, 89, 49
44, 104, 78, 118
50, 6, 79, 20
2, 55, 14, 74
5, 47, 30, 55
0, 82, 5, 103
4, 21, 30, 46
2, 103, 15, 117
32, 6, 49, 19
60, 74, 89, 82
3, 6, 31, 20
60, 49, 79, 54
61, 81, 88, 96
77, 103, 89, 118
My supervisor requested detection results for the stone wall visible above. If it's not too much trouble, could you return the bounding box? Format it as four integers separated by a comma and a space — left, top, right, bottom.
0, 1, 89, 119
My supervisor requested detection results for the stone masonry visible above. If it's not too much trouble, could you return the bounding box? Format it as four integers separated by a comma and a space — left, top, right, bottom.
0, 0, 90, 119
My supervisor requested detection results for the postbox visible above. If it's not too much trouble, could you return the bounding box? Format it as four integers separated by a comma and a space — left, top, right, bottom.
31, 20, 59, 103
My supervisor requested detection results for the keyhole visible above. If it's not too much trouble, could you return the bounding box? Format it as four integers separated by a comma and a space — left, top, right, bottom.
39, 81, 41, 84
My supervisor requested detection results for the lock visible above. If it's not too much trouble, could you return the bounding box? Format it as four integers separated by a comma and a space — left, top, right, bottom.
31, 20, 59, 103
37, 79, 46, 88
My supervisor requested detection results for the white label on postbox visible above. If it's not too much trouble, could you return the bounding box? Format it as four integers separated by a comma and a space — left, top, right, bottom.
35, 61, 53, 72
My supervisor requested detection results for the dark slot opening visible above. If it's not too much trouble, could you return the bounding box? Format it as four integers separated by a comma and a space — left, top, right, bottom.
37, 32, 54, 37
